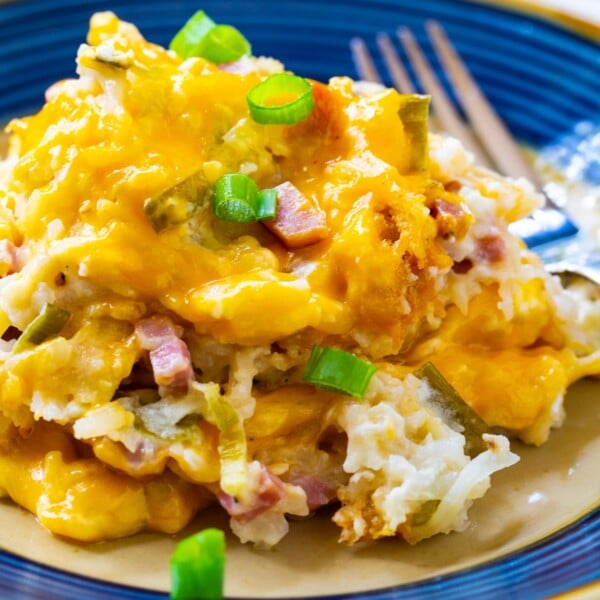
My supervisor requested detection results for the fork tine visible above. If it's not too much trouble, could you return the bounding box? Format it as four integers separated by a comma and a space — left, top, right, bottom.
375, 33, 414, 94
397, 26, 492, 168
426, 21, 541, 186
350, 37, 383, 83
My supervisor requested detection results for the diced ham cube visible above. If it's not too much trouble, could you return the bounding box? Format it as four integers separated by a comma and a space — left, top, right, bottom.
428, 198, 464, 218
135, 315, 193, 391
263, 181, 329, 249
218, 464, 285, 523
287, 474, 336, 511
474, 228, 506, 263
135, 315, 183, 351
427, 197, 470, 240
294, 80, 346, 142
149, 337, 193, 389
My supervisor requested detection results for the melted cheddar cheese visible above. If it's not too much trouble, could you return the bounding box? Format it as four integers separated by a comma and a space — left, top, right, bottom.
0, 12, 599, 547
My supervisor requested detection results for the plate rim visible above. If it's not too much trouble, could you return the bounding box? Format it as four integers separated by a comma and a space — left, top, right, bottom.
0, 0, 598, 599
0, 504, 597, 599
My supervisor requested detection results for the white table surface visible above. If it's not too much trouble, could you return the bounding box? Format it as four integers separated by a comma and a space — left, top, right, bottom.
495, 0, 600, 24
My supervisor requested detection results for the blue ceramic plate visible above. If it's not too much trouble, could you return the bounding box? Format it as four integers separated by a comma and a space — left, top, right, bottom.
0, 1, 599, 599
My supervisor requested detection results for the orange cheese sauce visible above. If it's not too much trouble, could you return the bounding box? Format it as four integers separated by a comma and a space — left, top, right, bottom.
3, 13, 456, 350
0, 417, 209, 541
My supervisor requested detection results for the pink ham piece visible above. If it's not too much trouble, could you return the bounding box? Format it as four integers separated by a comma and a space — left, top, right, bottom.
474, 227, 506, 263
135, 315, 183, 351
428, 197, 470, 240
135, 316, 192, 390
123, 438, 168, 474
217, 464, 285, 524
263, 181, 329, 249
287, 474, 336, 511
149, 337, 193, 389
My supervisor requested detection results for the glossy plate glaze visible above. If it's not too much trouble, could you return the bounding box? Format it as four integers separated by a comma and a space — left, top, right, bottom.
0, 1, 599, 599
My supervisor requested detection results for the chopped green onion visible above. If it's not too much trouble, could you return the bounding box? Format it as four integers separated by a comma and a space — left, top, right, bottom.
410, 499, 440, 526
170, 528, 225, 600
302, 345, 377, 398
13, 303, 70, 353
212, 173, 277, 223
397, 94, 430, 172
169, 11, 250, 64
414, 362, 489, 458
205, 389, 247, 497
247, 73, 315, 125
255, 188, 277, 220
169, 11, 216, 59
196, 25, 251, 64
192, 383, 248, 497
144, 171, 211, 232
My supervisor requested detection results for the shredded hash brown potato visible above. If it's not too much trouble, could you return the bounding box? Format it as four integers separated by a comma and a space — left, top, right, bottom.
1, 13, 599, 548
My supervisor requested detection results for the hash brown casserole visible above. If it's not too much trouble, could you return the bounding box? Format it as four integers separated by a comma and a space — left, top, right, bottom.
0, 12, 599, 548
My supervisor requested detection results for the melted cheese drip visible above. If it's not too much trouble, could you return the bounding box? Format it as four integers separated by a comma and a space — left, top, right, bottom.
0, 417, 210, 541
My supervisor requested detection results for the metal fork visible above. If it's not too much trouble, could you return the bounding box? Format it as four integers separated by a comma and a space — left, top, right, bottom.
350, 21, 600, 287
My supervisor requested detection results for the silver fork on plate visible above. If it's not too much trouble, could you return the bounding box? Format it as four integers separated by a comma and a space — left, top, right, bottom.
350, 21, 600, 287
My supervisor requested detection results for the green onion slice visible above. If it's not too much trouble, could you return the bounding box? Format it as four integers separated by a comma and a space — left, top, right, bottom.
144, 171, 212, 232
247, 73, 315, 125
169, 11, 250, 64
410, 499, 441, 527
196, 25, 251, 64
169, 11, 216, 59
192, 383, 248, 498
302, 345, 377, 399
13, 303, 70, 353
414, 362, 489, 458
398, 94, 430, 172
255, 188, 277, 220
212, 173, 277, 223
170, 528, 225, 600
